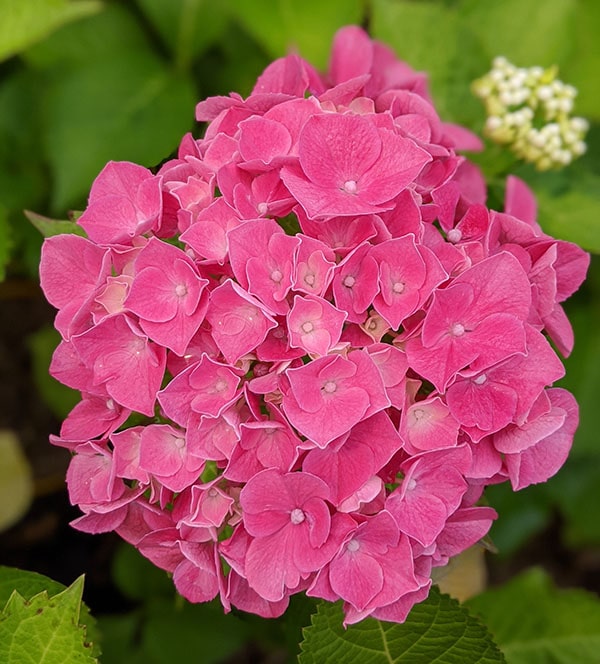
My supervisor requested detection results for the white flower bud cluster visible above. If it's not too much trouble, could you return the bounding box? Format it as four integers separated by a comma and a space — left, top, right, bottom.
472, 56, 588, 170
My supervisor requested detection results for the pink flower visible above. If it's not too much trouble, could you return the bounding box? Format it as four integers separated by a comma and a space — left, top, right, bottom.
78, 161, 162, 244
240, 469, 343, 601
206, 280, 277, 364
282, 351, 389, 448
39, 24, 587, 626
287, 294, 347, 356
406, 252, 532, 390
309, 512, 420, 613
125, 237, 209, 355
158, 354, 242, 425
370, 235, 446, 329
72, 314, 166, 416
281, 113, 431, 219
401, 395, 460, 453
494, 388, 579, 490
386, 446, 471, 547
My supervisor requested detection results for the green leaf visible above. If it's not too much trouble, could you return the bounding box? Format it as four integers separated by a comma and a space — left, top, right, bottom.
459, 0, 577, 67
44, 61, 195, 213
0, 0, 102, 62
550, 457, 600, 546
195, 22, 272, 99
561, 0, 600, 120
467, 568, 600, 664
0, 431, 33, 532
0, 567, 66, 606
0, 69, 47, 213
228, 0, 363, 70
28, 4, 196, 212
140, 598, 250, 664
370, 0, 487, 126
24, 210, 87, 238
95, 611, 145, 664
0, 568, 101, 659
24, 3, 148, 69
560, 288, 600, 455
484, 481, 553, 557
299, 589, 506, 663
111, 542, 173, 602
0, 575, 97, 663
535, 173, 600, 253
135, 0, 230, 71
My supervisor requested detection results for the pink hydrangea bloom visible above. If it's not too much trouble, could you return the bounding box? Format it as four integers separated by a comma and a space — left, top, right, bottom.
39, 25, 588, 625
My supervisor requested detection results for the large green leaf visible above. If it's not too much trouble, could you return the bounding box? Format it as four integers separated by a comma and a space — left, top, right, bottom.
0, 575, 97, 663
560, 277, 600, 455
459, 0, 577, 67
550, 457, 600, 546
467, 568, 600, 664
561, 0, 600, 120
371, 0, 487, 127
299, 589, 506, 663
195, 22, 272, 99
535, 173, 600, 253
0, 0, 101, 62
141, 598, 250, 664
0, 68, 47, 212
228, 0, 363, 70
111, 542, 173, 602
24, 3, 147, 68
43, 60, 195, 212
484, 476, 563, 559
135, 0, 230, 71
25, 4, 196, 212
0, 567, 66, 606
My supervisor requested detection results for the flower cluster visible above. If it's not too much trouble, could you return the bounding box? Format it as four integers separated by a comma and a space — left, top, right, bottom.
473, 56, 588, 170
40, 26, 589, 625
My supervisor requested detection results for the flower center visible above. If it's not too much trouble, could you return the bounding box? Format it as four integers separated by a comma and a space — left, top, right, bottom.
257, 202, 268, 215
322, 380, 337, 394
474, 373, 487, 385
343, 275, 356, 288
346, 539, 360, 553
450, 322, 466, 337
175, 284, 188, 297
174, 437, 185, 449
392, 281, 405, 294
214, 378, 228, 392
304, 273, 315, 286
270, 269, 283, 283
447, 229, 462, 243
290, 508, 305, 524
343, 179, 358, 194
301, 321, 314, 333
412, 408, 425, 421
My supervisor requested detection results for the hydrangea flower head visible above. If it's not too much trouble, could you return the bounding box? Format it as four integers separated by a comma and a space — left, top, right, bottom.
40, 26, 589, 625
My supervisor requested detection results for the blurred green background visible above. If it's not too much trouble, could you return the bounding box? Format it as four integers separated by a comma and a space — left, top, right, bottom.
0, 1, 598, 662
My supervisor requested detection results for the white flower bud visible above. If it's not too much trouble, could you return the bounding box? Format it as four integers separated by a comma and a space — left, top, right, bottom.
537, 85, 553, 101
